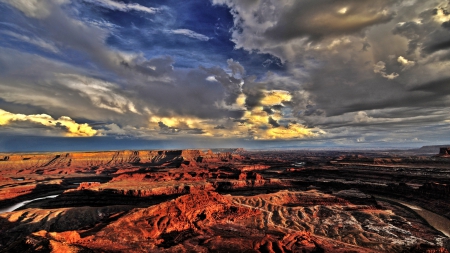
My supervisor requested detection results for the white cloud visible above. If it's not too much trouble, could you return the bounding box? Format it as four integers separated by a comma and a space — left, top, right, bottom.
0, 0, 62, 18
354, 111, 373, 123
206, 76, 217, 82
373, 61, 399, 80
83, 0, 157, 14
58, 74, 140, 114
1, 31, 59, 53
168, 29, 210, 41
397, 56, 415, 70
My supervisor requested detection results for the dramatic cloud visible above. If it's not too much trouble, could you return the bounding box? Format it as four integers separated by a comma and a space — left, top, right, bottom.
1, 0, 450, 150
209, 0, 450, 145
212, 0, 396, 59
373, 61, 399, 79
0, 109, 97, 137
58, 74, 140, 114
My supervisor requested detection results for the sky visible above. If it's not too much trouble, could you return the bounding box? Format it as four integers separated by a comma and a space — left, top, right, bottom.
1, 0, 450, 151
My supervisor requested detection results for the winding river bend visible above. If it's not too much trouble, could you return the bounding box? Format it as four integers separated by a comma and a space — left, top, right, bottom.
375, 195, 450, 238
0, 195, 59, 214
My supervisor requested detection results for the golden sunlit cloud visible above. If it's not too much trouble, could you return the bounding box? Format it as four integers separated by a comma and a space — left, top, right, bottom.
338, 7, 348, 14
236, 93, 246, 107
145, 89, 323, 140
243, 107, 269, 126
397, 56, 415, 70
0, 109, 97, 137
433, 8, 450, 23
149, 116, 204, 129
265, 123, 317, 139
260, 90, 292, 106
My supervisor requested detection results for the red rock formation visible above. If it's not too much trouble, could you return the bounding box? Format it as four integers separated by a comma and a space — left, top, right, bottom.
238, 171, 263, 180
0, 149, 243, 173
438, 147, 450, 157
1, 149, 449, 252
9, 191, 381, 252
239, 164, 270, 171
0, 175, 12, 182
0, 185, 37, 201
76, 182, 101, 190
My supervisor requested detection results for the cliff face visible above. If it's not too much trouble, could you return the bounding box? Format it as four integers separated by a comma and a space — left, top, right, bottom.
0, 149, 241, 171
439, 147, 450, 156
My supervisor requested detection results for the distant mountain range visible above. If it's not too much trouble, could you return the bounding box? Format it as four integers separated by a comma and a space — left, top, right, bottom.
412, 145, 450, 154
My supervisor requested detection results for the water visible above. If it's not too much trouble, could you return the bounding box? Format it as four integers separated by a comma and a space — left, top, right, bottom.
375, 196, 450, 238
0, 195, 59, 214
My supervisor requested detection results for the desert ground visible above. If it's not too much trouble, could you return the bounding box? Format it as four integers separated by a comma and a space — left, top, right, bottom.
1, 147, 450, 252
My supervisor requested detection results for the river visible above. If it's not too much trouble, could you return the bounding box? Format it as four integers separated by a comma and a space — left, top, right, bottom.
0, 195, 59, 214
374, 195, 450, 238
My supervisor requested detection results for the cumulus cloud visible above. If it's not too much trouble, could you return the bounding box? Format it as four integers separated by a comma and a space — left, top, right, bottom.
0, 109, 97, 136
208, 0, 450, 145
212, 0, 396, 60
226, 59, 245, 77
260, 90, 292, 106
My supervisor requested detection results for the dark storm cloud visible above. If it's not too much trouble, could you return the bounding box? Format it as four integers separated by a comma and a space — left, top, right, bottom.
393, 5, 450, 56
201, 65, 242, 106
132, 67, 235, 119
268, 117, 280, 128
410, 77, 450, 94
262, 107, 273, 115
2, 0, 450, 147
443, 21, 450, 29
424, 39, 450, 54
213, 0, 399, 58
392, 21, 422, 54
157, 121, 206, 135
120, 56, 175, 77
212, 0, 450, 145
158, 121, 170, 130
263, 0, 395, 42
302, 66, 450, 119
241, 77, 265, 109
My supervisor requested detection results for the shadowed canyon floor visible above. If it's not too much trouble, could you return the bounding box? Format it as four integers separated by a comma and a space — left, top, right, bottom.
0, 148, 450, 252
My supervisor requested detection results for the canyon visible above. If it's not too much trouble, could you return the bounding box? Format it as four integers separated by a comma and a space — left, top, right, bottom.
0, 148, 449, 252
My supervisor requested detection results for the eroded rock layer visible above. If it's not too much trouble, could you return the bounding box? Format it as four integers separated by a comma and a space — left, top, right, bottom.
0, 148, 449, 252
